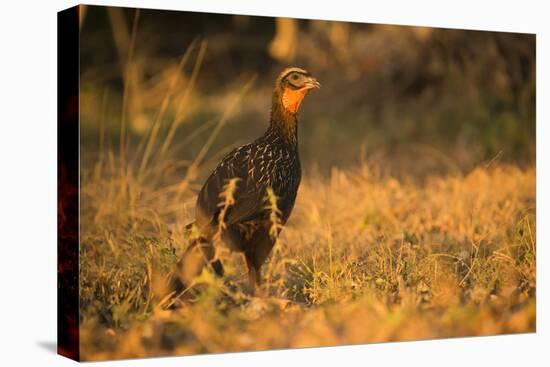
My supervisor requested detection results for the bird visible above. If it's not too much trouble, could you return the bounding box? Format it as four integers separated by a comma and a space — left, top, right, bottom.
172, 67, 320, 297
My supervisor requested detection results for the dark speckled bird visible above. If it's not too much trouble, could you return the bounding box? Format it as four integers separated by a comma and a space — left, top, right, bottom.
175, 67, 320, 296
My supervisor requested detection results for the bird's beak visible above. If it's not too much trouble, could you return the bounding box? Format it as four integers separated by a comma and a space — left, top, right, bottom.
304, 77, 321, 90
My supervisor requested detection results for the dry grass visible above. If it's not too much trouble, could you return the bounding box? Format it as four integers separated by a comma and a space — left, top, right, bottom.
77, 19, 535, 360
79, 159, 535, 360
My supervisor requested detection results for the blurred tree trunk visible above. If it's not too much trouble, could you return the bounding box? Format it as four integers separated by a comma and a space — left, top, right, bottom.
269, 18, 297, 62
79, 4, 87, 29
328, 22, 350, 64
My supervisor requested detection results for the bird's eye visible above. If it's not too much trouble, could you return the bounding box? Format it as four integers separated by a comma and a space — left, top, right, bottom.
291, 73, 299, 81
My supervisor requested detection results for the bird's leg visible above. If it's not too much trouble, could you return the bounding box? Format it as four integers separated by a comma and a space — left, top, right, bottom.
198, 240, 225, 277
210, 259, 225, 277
245, 254, 258, 296
169, 238, 223, 294
254, 266, 265, 297
255, 266, 262, 286
248, 267, 257, 296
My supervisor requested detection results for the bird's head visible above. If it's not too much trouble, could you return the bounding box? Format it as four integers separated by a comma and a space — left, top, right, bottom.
274, 67, 320, 115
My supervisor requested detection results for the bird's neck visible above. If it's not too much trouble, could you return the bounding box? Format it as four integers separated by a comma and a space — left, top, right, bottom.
267, 93, 299, 146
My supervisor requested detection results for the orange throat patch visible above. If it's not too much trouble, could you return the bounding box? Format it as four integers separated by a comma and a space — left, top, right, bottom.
282, 87, 308, 113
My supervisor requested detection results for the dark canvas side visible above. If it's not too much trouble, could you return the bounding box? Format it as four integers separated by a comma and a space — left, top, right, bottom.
57, 5, 80, 362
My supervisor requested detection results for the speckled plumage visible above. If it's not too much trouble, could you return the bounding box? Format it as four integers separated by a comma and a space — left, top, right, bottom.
180, 67, 319, 295
196, 126, 301, 235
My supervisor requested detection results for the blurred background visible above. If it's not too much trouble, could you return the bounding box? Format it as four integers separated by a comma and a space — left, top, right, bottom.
75, 7, 536, 358
79, 5, 535, 179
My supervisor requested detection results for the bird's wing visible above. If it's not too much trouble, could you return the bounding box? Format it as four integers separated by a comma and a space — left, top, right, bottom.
196, 144, 268, 228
